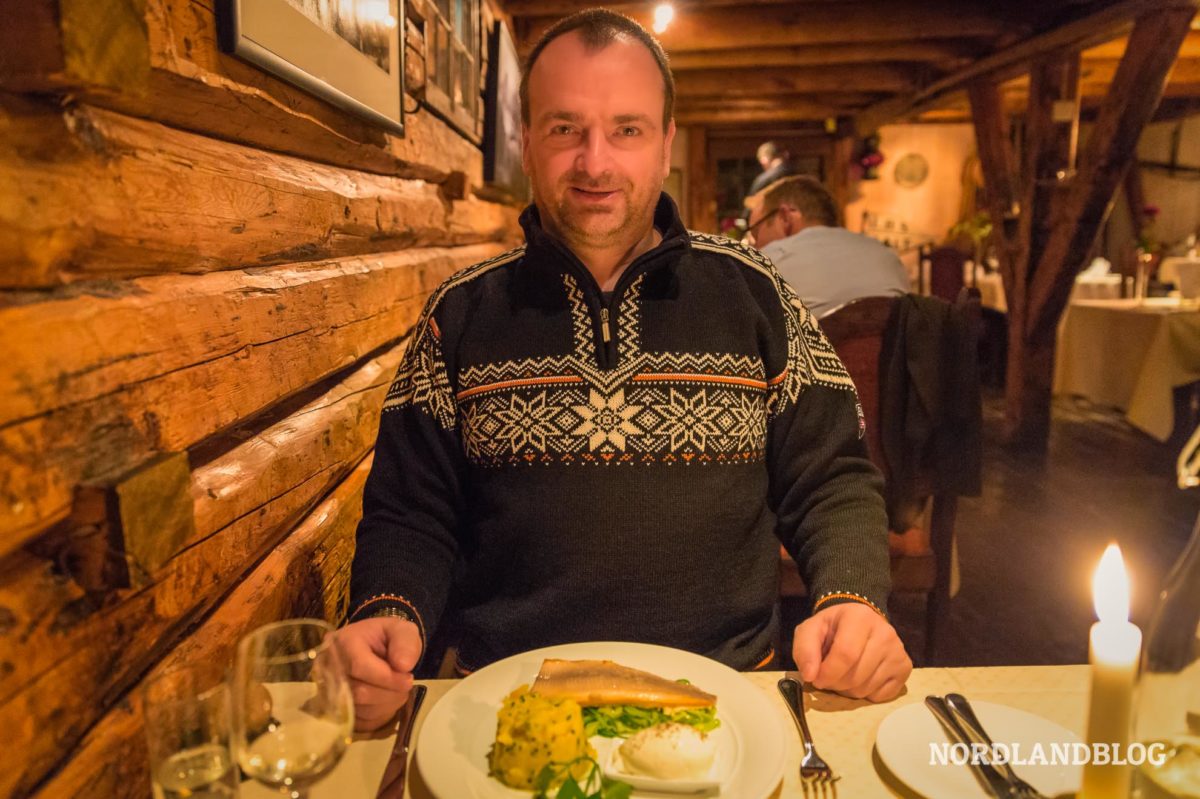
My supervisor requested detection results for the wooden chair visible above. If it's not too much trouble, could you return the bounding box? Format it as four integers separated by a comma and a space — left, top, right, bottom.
927, 246, 967, 303
780, 292, 980, 664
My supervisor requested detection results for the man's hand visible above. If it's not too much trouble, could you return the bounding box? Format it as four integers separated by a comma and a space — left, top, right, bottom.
334, 616, 423, 732
791, 602, 912, 703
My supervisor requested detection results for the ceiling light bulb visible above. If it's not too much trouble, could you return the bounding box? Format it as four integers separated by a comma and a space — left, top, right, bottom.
653, 3, 674, 34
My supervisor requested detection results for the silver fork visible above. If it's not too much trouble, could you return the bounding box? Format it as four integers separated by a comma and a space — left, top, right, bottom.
778, 676, 838, 796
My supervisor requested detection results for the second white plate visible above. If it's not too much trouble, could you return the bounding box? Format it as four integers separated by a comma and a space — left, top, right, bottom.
875, 700, 1082, 799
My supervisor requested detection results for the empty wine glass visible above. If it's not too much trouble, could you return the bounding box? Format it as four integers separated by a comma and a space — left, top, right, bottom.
143, 666, 238, 799
231, 619, 354, 799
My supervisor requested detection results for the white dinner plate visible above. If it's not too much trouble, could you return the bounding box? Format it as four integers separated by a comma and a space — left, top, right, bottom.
875, 700, 1082, 799
414, 641, 786, 799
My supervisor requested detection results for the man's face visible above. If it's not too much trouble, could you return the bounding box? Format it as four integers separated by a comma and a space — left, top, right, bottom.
522, 32, 675, 251
746, 203, 789, 249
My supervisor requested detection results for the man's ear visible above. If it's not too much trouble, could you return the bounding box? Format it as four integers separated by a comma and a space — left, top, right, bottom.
662, 119, 676, 179
521, 124, 531, 176
784, 208, 804, 237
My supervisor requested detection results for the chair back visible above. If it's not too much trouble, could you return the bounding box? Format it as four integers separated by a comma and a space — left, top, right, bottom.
927, 246, 967, 303
820, 296, 898, 476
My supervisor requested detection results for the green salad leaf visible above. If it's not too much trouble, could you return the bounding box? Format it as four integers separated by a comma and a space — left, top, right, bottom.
582, 703, 720, 738
531, 757, 632, 799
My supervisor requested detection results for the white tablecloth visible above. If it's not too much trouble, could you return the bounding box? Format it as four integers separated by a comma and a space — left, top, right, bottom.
1054, 298, 1200, 441
268, 666, 1091, 799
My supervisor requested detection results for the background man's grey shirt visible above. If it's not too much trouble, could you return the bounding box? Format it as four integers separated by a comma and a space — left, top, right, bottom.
761, 226, 911, 318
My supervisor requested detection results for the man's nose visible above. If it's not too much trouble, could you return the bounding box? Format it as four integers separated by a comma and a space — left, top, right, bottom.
574, 127, 612, 178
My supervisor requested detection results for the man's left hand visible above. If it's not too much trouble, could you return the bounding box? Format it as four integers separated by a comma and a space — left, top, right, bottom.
791, 602, 912, 702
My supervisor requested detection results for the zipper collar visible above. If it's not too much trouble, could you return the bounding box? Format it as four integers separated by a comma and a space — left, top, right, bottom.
514, 193, 689, 307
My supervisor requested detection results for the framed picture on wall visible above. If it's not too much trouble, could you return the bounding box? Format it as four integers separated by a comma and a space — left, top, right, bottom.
483, 19, 528, 202
218, 0, 405, 135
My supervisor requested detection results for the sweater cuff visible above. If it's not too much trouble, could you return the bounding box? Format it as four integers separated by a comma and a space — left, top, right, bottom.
812, 590, 888, 619
348, 593, 427, 647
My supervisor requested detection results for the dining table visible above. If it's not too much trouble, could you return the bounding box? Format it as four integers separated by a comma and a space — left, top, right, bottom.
1053, 297, 1200, 442
243, 664, 1092, 799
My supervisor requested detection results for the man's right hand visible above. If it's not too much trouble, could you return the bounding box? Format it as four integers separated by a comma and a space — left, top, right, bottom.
334, 616, 423, 732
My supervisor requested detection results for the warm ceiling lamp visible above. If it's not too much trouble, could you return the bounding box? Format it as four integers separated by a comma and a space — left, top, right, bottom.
653, 2, 674, 34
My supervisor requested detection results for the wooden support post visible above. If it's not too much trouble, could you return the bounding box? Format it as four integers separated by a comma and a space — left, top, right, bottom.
1025, 7, 1196, 343
685, 124, 714, 232
970, 5, 1193, 452
828, 131, 856, 225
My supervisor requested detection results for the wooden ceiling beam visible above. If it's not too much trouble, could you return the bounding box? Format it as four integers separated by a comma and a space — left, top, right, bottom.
667, 41, 979, 72
677, 93, 879, 110
516, 4, 1014, 54
675, 65, 919, 97
502, 0, 826, 15
675, 108, 848, 126
1081, 28, 1200, 59
853, 0, 1196, 132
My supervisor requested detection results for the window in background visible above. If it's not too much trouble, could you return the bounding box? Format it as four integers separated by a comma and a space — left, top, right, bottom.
424, 0, 481, 142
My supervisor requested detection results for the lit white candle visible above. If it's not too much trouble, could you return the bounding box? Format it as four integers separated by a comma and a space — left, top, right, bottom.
1080, 543, 1142, 799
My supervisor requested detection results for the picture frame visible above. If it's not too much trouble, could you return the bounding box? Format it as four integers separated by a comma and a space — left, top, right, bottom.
483, 19, 529, 202
218, 0, 405, 136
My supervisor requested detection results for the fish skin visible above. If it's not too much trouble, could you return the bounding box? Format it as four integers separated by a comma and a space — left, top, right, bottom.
532, 659, 716, 708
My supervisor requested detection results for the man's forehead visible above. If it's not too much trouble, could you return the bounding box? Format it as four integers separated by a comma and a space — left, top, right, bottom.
527, 31, 666, 111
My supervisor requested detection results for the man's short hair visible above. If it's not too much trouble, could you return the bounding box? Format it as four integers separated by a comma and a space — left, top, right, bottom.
519, 9, 675, 129
757, 141, 781, 162
759, 175, 839, 227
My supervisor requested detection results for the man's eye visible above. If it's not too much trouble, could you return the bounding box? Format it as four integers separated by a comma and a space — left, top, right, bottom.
618, 126, 641, 136
551, 125, 576, 135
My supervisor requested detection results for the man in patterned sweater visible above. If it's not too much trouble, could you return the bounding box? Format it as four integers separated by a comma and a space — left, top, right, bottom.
337, 10, 912, 731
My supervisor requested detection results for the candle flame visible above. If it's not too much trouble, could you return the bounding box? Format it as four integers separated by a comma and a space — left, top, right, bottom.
1092, 543, 1130, 623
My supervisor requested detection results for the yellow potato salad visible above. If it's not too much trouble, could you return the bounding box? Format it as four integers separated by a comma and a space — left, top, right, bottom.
488, 685, 595, 790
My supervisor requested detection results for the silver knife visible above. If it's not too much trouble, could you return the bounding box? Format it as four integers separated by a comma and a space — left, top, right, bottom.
925, 696, 1020, 799
376, 684, 428, 799
946, 693, 1048, 799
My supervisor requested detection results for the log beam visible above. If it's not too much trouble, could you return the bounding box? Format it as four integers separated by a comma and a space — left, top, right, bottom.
0, 99, 516, 288
0, 243, 502, 556
0, 0, 474, 183
0, 336, 408, 796
26, 456, 373, 799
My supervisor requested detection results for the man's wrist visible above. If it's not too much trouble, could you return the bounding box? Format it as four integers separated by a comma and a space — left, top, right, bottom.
368, 605, 414, 624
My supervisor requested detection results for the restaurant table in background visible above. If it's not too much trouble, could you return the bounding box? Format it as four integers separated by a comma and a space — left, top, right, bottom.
1160, 256, 1200, 298
1054, 298, 1200, 441
1071, 274, 1123, 301
246, 666, 1091, 799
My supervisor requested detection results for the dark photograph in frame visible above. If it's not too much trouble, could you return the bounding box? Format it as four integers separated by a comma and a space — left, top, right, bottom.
483, 19, 529, 203
218, 0, 405, 135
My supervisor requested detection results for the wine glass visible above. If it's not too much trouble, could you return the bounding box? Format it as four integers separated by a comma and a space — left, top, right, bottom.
142, 666, 238, 799
231, 619, 354, 799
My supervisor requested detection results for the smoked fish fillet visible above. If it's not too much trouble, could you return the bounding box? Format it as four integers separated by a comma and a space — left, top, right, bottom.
532, 659, 716, 708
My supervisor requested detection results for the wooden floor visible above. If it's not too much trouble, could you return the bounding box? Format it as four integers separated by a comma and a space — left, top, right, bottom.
889, 392, 1200, 667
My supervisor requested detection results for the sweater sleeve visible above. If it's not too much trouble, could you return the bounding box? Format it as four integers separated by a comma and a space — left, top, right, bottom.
761, 270, 892, 618
347, 307, 466, 649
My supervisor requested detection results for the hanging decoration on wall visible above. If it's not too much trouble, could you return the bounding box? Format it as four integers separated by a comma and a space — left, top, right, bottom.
217, 0, 406, 135
855, 134, 885, 180
894, 152, 930, 188
483, 20, 528, 202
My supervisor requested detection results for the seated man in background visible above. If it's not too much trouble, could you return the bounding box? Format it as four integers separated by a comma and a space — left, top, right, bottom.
746, 176, 910, 318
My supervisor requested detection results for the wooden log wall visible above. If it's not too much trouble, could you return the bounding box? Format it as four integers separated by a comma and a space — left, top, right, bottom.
0, 1, 521, 796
